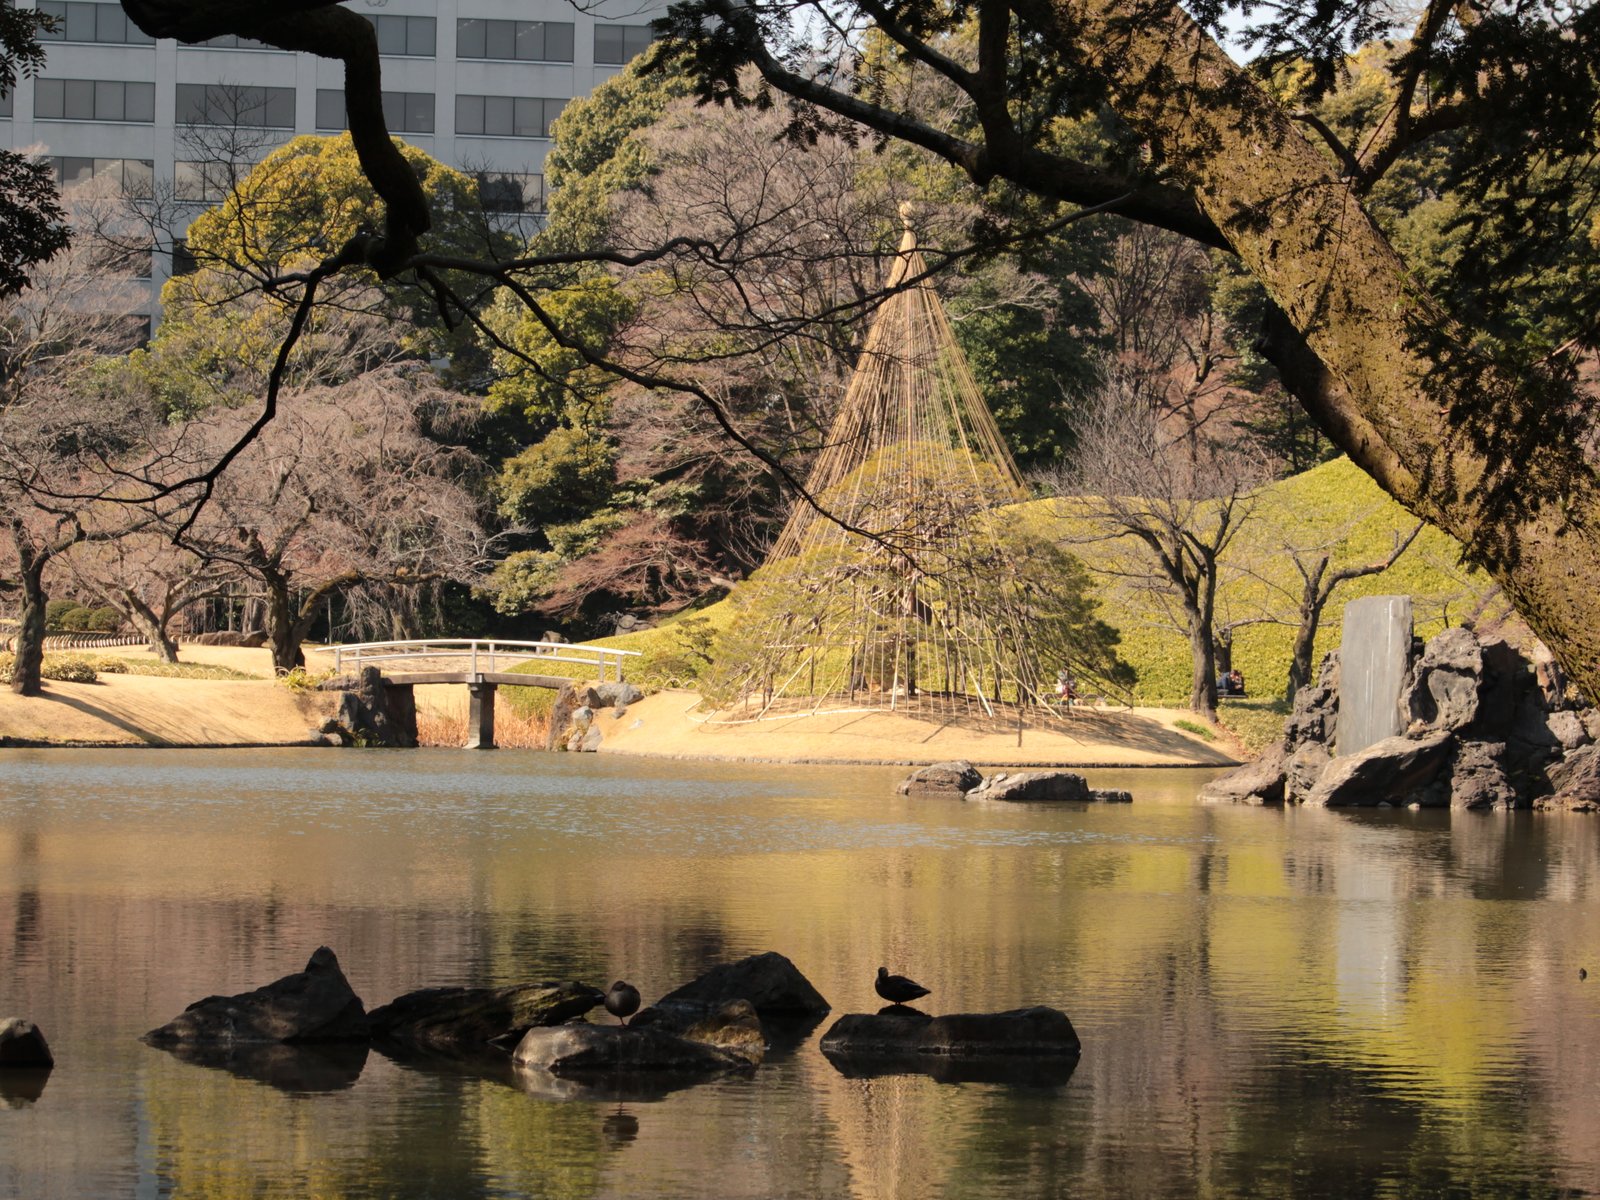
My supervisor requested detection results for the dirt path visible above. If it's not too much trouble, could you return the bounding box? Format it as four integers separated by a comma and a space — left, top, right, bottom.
594, 690, 1238, 767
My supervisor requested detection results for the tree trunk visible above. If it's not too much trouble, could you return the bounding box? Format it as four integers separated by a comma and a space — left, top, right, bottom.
1052, 0, 1600, 701
121, 590, 180, 663
1286, 580, 1324, 703
263, 575, 304, 674
10, 554, 48, 697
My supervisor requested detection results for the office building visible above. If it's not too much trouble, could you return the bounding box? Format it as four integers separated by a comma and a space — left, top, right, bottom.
0, 0, 662, 325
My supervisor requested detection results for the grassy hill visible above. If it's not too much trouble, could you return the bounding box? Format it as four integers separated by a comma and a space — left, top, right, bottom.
529, 457, 1494, 725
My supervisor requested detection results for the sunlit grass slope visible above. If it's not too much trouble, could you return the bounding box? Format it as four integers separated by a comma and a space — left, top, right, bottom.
521, 457, 1490, 717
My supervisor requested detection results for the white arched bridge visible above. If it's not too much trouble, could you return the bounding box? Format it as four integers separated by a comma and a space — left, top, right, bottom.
310, 638, 640, 748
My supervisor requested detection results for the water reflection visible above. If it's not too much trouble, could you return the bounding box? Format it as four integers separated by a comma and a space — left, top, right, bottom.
1, 749, 1598, 1198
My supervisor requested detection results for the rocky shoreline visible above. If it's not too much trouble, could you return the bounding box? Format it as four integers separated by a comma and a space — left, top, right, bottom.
1202, 626, 1598, 810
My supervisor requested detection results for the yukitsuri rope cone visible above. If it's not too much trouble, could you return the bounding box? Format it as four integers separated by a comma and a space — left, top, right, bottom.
708, 207, 1099, 725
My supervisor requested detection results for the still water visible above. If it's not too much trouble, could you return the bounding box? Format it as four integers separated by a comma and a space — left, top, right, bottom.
2, 748, 1599, 1199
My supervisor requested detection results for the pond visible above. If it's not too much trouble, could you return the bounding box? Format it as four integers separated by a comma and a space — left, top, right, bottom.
2, 748, 1598, 1198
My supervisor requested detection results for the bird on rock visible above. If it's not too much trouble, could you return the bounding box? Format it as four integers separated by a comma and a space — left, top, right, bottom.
875, 966, 931, 1007
605, 980, 641, 1026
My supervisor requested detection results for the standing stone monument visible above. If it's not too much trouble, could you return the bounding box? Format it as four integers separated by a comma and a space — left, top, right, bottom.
1336, 595, 1414, 756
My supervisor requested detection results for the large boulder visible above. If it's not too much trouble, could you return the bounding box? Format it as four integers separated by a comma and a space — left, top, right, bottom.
895, 761, 981, 798
1447, 741, 1518, 810
1402, 627, 1483, 735
820, 1006, 1080, 1060
1286, 653, 1340, 750
1199, 744, 1287, 805
0, 1018, 54, 1068
1304, 732, 1453, 807
1541, 744, 1600, 812
641, 951, 830, 1024
512, 1022, 753, 1077
966, 771, 1104, 802
581, 682, 643, 712
143, 947, 369, 1046
367, 982, 605, 1055
1285, 742, 1332, 803
678, 999, 767, 1066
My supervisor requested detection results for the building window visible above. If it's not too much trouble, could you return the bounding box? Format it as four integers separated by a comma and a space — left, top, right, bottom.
175, 84, 294, 128
455, 95, 564, 139
53, 156, 155, 199
364, 14, 436, 57
0, 92, 11, 118
35, 79, 156, 123
37, 2, 155, 45
593, 23, 654, 65
476, 171, 545, 214
174, 160, 237, 203
316, 89, 434, 134
456, 19, 573, 63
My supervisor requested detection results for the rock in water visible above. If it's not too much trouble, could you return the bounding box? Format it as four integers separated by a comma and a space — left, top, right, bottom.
143, 946, 369, 1046
820, 1006, 1080, 1059
367, 982, 605, 1054
1304, 732, 1454, 807
1199, 744, 1288, 805
512, 1022, 754, 1077
680, 999, 767, 1065
966, 771, 1089, 802
645, 951, 830, 1018
895, 761, 982, 797
0, 1018, 54, 1068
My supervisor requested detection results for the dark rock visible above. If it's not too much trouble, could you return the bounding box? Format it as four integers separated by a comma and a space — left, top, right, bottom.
334, 666, 399, 747
1448, 741, 1518, 810
1472, 638, 1530, 738
1541, 745, 1600, 812
546, 682, 579, 752
1305, 732, 1453, 807
0, 1018, 54, 1068
966, 770, 1090, 802
895, 760, 981, 797
819, 1006, 1080, 1060
512, 1022, 753, 1077
679, 999, 766, 1065
368, 982, 605, 1055
541, 630, 567, 644
1402, 627, 1483, 735
156, 1041, 369, 1093
143, 946, 369, 1046
582, 682, 643, 709
1546, 710, 1591, 754
0, 1067, 51, 1107
644, 951, 830, 1019
1285, 742, 1332, 803
1198, 743, 1286, 805
1286, 653, 1339, 750
1087, 789, 1134, 803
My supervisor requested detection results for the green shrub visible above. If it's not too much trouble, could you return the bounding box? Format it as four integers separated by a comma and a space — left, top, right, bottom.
278, 666, 333, 692
45, 599, 83, 630
86, 607, 123, 632
86, 656, 129, 674
58, 606, 93, 632
103, 659, 253, 680
40, 655, 98, 683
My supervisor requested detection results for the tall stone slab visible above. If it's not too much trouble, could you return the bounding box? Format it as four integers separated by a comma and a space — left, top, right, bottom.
1336, 595, 1413, 756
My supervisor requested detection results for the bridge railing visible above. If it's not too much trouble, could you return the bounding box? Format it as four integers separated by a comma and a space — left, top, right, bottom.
312, 638, 641, 682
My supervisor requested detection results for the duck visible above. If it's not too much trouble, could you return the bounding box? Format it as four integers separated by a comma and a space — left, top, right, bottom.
875, 966, 931, 1006
604, 980, 641, 1026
